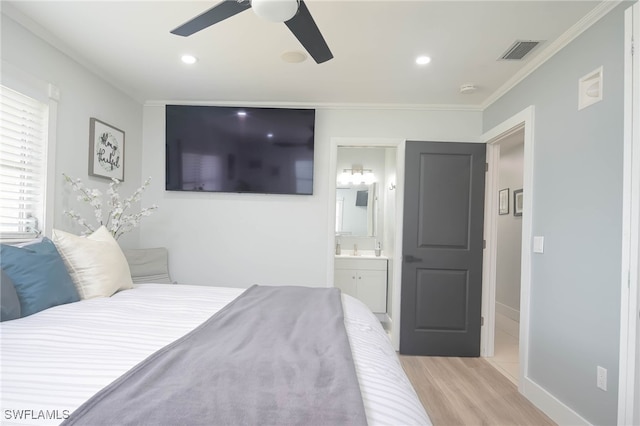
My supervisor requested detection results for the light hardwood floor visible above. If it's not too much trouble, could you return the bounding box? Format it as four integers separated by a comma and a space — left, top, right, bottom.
400, 355, 556, 426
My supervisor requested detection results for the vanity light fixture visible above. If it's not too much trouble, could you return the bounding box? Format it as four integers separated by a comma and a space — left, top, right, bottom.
339, 166, 375, 185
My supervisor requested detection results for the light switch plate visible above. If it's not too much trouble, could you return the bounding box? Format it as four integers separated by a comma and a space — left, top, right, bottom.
533, 236, 544, 253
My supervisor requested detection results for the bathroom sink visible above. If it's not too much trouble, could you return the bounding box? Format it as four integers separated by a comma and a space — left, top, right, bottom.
335, 251, 387, 259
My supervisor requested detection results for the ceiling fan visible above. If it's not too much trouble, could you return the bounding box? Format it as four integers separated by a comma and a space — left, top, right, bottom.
171, 0, 333, 64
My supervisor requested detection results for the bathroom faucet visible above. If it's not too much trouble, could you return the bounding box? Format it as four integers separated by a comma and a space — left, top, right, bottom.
353, 244, 358, 256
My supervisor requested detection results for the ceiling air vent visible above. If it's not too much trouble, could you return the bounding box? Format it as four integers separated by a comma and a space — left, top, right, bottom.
499, 40, 541, 60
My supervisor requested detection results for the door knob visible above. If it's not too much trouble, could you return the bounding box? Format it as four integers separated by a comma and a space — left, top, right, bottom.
404, 254, 422, 263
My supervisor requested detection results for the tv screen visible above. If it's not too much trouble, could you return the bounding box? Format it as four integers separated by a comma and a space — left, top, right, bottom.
165, 105, 315, 195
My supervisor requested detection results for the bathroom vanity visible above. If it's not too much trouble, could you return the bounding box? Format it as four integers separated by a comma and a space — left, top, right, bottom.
334, 255, 387, 313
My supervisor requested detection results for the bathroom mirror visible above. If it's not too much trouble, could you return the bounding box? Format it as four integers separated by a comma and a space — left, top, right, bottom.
336, 183, 377, 237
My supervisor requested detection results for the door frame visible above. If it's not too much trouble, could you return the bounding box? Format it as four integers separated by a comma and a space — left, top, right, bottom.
618, 3, 639, 424
480, 106, 535, 393
327, 137, 406, 350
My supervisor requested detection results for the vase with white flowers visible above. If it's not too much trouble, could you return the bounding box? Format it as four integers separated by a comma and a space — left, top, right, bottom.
63, 173, 158, 240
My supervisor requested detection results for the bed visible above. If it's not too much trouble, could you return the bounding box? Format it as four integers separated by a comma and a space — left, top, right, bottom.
1, 229, 429, 425
0, 282, 431, 425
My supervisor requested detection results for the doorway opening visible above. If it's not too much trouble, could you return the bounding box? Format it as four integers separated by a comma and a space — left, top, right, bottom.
486, 129, 524, 385
481, 106, 534, 393
327, 138, 406, 350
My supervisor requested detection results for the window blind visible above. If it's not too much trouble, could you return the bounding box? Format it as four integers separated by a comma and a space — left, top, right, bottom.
0, 85, 48, 239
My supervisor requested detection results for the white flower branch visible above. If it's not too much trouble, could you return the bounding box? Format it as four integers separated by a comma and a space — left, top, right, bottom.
63, 174, 158, 240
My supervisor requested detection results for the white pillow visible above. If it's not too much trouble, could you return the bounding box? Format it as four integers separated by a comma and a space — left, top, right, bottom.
52, 226, 133, 299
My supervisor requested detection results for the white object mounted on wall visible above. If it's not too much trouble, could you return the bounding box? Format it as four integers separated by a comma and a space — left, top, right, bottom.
578, 66, 603, 110
459, 83, 477, 94
533, 236, 545, 254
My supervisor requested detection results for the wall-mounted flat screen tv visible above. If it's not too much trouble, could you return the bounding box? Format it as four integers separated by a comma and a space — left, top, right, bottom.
165, 105, 315, 195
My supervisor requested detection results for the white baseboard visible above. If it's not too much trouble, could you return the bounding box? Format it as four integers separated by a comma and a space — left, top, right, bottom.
523, 376, 591, 426
495, 308, 520, 339
496, 301, 520, 321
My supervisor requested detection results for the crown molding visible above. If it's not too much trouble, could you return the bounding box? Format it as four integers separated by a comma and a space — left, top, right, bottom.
144, 99, 483, 112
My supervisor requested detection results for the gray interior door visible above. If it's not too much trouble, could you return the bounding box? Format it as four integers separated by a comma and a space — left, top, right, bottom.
400, 141, 486, 356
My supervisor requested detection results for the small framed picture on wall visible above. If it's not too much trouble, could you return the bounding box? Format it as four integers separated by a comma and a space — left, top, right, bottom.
498, 188, 509, 215
89, 117, 125, 181
513, 189, 523, 216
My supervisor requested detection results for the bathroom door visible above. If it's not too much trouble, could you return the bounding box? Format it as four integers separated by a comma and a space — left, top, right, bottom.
400, 141, 486, 356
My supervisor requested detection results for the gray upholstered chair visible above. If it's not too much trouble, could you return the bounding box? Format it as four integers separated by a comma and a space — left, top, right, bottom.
122, 247, 174, 284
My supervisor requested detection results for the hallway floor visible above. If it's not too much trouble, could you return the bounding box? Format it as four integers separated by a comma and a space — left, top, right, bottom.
487, 327, 519, 385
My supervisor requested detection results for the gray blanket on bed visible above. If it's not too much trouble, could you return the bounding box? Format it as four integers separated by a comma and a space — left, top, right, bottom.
62, 285, 368, 426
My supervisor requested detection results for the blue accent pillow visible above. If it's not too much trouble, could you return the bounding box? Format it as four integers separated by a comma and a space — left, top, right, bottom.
0, 237, 80, 317
1, 269, 21, 321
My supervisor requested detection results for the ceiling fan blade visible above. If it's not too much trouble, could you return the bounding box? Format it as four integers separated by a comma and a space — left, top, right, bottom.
171, 0, 251, 37
284, 0, 333, 64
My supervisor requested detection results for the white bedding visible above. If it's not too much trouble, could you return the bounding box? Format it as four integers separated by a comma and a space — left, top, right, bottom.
0, 284, 430, 425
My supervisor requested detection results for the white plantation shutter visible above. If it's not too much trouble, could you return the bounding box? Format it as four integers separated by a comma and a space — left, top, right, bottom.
0, 85, 48, 238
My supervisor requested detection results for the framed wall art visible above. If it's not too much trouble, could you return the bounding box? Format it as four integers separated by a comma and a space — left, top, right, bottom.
89, 117, 125, 181
498, 188, 509, 215
514, 189, 523, 216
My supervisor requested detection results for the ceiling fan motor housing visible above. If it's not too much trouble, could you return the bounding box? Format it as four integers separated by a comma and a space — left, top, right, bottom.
251, 0, 299, 23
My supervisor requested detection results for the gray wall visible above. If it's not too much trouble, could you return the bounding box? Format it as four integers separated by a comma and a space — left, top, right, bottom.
496, 140, 523, 319
484, 4, 628, 424
1, 12, 144, 248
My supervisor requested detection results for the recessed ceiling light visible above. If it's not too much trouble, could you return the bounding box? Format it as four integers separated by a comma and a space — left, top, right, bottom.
237, 111, 247, 117
416, 55, 431, 65
181, 54, 197, 65
267, 133, 274, 138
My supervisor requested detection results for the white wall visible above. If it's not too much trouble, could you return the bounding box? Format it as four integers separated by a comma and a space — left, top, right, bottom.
496, 139, 523, 320
140, 105, 481, 287
0, 11, 144, 248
